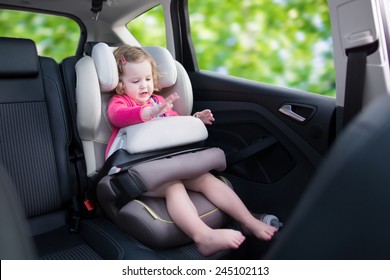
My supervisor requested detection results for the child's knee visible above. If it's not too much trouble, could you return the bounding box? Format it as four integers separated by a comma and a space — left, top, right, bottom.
184, 173, 214, 191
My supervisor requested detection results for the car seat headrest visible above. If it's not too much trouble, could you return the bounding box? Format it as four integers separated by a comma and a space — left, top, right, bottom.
91, 43, 119, 92
143, 46, 177, 89
0, 37, 39, 78
91, 43, 178, 93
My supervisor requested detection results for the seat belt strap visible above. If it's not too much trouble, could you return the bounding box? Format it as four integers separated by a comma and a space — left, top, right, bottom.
61, 57, 95, 232
343, 42, 378, 127
343, 49, 367, 127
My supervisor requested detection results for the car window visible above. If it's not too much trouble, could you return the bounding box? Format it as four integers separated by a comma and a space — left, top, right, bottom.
0, 9, 80, 62
188, 0, 335, 97
127, 4, 166, 48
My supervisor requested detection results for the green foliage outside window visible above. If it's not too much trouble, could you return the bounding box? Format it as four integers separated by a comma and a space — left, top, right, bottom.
127, 5, 167, 48
0, 10, 80, 62
187, 0, 335, 96
129, 1, 335, 97
0, 0, 335, 96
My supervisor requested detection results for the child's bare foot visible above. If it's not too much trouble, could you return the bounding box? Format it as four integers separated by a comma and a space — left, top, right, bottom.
242, 218, 278, 241
195, 228, 245, 257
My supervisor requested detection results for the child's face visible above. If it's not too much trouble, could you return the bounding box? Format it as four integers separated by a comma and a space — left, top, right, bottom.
120, 59, 154, 104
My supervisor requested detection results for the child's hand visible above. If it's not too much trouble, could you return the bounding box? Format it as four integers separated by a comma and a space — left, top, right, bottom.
194, 109, 215, 125
164, 92, 180, 108
146, 92, 180, 119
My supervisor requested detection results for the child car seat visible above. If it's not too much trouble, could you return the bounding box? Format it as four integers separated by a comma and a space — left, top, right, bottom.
75, 43, 231, 248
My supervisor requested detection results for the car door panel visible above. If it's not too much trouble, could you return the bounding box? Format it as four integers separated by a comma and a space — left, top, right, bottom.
190, 71, 336, 220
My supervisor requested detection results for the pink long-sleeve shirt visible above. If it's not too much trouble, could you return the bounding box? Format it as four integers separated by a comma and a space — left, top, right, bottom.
105, 94, 178, 158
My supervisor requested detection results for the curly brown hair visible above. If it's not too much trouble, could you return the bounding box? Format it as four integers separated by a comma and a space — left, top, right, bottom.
113, 45, 159, 94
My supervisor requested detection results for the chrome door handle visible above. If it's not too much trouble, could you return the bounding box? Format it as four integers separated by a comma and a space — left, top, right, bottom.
279, 104, 306, 122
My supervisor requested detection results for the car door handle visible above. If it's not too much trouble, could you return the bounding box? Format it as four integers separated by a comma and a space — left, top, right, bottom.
279, 104, 306, 122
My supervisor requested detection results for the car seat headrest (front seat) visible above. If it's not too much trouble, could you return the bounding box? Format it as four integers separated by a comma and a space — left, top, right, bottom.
0, 37, 39, 78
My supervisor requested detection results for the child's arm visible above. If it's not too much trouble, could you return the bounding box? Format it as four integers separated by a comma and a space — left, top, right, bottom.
107, 96, 146, 127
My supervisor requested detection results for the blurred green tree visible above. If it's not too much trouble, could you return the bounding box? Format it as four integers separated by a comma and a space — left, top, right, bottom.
130, 0, 335, 96
0, 10, 80, 62
187, 0, 335, 96
1, 0, 335, 96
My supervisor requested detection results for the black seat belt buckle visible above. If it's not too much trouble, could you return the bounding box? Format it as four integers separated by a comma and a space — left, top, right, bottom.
69, 215, 80, 233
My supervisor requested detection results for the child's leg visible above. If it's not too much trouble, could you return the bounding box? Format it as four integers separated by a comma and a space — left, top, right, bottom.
183, 173, 278, 240
144, 180, 245, 256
